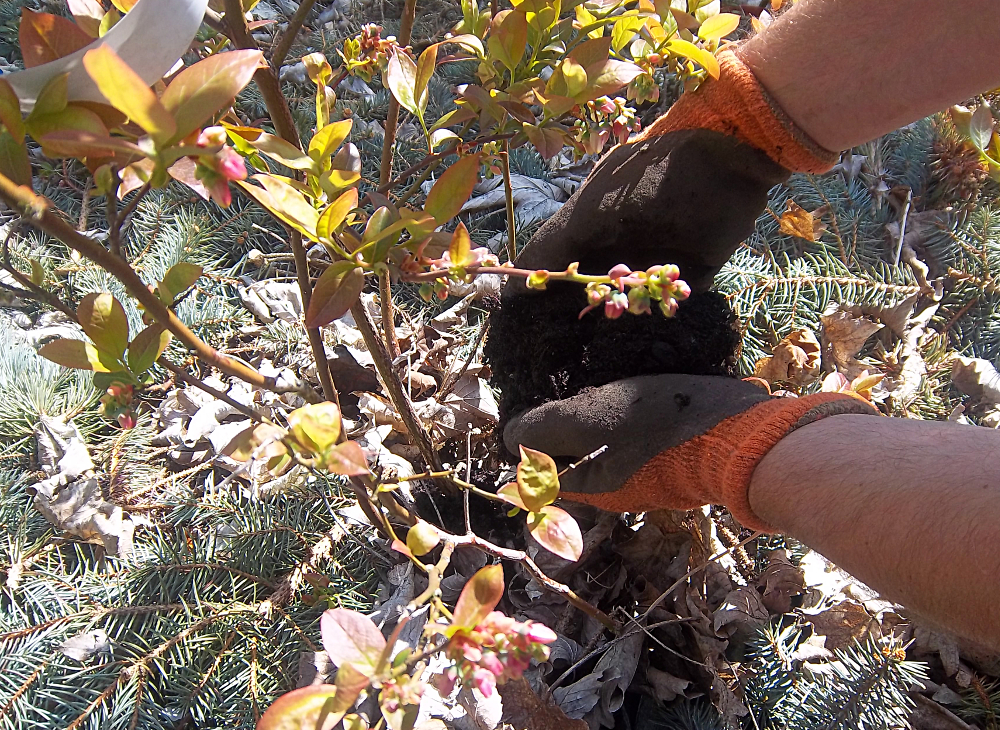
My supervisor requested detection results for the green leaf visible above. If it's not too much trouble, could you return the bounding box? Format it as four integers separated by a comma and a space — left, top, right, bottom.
528, 506, 582, 561
324, 441, 369, 476
78, 292, 129, 359
317, 188, 358, 242
82, 46, 176, 143
406, 520, 440, 557
320, 608, 387, 676
414, 44, 439, 115
516, 445, 559, 512
158, 262, 203, 304
429, 128, 460, 151
667, 38, 720, 79
424, 153, 480, 224
257, 683, 355, 730
29, 259, 43, 286
237, 174, 320, 240
38, 338, 122, 372
160, 50, 263, 142
546, 57, 587, 98
386, 49, 421, 118
306, 261, 365, 327
0, 79, 25, 142
127, 324, 171, 374
611, 15, 644, 53
0, 130, 31, 187
251, 133, 317, 172
30, 73, 69, 119
487, 9, 528, 73
448, 222, 473, 267
697, 12, 739, 41
451, 564, 504, 630
309, 119, 353, 164
19, 9, 94, 68
286, 402, 343, 456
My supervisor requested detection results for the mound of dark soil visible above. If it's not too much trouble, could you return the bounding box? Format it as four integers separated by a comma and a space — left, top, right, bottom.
484, 283, 739, 425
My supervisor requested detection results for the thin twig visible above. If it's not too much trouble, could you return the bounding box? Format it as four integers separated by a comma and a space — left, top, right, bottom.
378, 0, 418, 188
158, 357, 266, 424
500, 139, 517, 261
270, 0, 318, 68
893, 187, 913, 267
377, 132, 517, 194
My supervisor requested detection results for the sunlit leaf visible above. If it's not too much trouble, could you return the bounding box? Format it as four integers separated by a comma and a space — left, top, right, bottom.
257, 683, 357, 730
424, 152, 480, 224
452, 564, 504, 630
287, 402, 343, 456
667, 38, 720, 79
429, 128, 460, 150
317, 188, 359, 242
68, 0, 105, 37
414, 43, 439, 116
406, 520, 440, 557
697, 12, 739, 41
30, 73, 69, 119
29, 259, 44, 286
611, 15, 644, 53
324, 440, 369, 476
487, 9, 528, 73
78, 292, 129, 359
579, 59, 643, 101
222, 422, 286, 461
237, 175, 319, 240
446, 33, 485, 58
778, 199, 826, 242
386, 49, 420, 118
251, 133, 317, 171
320, 608, 386, 675
516, 445, 559, 512
305, 261, 365, 328
496, 482, 527, 510
38, 130, 143, 160
160, 50, 263, 142
970, 104, 994, 152
110, 0, 138, 11
19, 9, 93, 68
82, 46, 176, 142
127, 324, 171, 374
448, 222, 473, 267
38, 338, 122, 372
158, 262, 203, 304
528, 506, 583, 561
309, 119, 353, 163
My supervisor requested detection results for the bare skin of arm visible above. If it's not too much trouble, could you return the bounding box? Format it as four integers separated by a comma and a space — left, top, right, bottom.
749, 416, 1000, 649
738, 0, 1000, 151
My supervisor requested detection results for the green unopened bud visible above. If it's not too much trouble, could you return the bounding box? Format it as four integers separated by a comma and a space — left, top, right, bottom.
627, 286, 651, 315
419, 283, 434, 301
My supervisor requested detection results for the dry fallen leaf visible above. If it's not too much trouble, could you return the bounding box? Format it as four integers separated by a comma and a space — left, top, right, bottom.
821, 303, 884, 379
778, 200, 829, 242
951, 356, 1000, 405
802, 600, 878, 652
713, 585, 769, 641
757, 549, 805, 614
753, 328, 821, 386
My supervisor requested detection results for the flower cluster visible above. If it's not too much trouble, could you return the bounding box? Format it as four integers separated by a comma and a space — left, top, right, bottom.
340, 24, 401, 82
580, 263, 691, 319
414, 246, 500, 302
575, 96, 642, 156
100, 382, 136, 429
192, 126, 247, 208
437, 612, 557, 698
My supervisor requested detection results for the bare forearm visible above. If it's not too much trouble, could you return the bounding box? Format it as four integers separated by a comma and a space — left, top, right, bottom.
739, 0, 1000, 151
749, 415, 1000, 648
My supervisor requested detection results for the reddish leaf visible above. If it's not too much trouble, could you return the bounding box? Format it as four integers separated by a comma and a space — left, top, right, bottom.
127, 323, 171, 374
496, 482, 527, 510
578, 59, 643, 101
324, 440, 369, 476
391, 539, 414, 559
424, 153, 480, 224
19, 9, 93, 68
528, 506, 583, 562
257, 682, 359, 730
487, 9, 528, 73
523, 123, 566, 160
222, 422, 286, 461
305, 261, 365, 328
38, 130, 143, 159
406, 520, 440, 557
516, 445, 560, 512
78, 292, 129, 359
568, 36, 613, 70
452, 564, 504, 630
82, 46, 176, 142
160, 50, 263, 142
320, 608, 386, 675
68, 0, 105, 37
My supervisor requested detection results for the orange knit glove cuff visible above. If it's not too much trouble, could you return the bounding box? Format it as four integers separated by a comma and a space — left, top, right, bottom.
638, 49, 838, 174
564, 393, 877, 532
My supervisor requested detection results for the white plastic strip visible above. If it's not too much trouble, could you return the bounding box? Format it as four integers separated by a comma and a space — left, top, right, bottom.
5, 0, 211, 111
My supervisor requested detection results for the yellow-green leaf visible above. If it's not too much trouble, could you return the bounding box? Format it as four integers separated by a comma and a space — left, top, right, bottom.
127, 323, 171, 374
161, 50, 263, 142
424, 152, 480, 224
251, 133, 317, 172
528, 505, 582, 561
317, 188, 358, 242
305, 261, 365, 328
386, 49, 421, 118
82, 46, 176, 143
451, 565, 504, 630
0, 130, 31, 187
158, 262, 203, 304
697, 12, 739, 41
0, 79, 25, 142
406, 520, 441, 557
414, 43, 439, 114
287, 402, 343, 456
38, 338, 122, 372
667, 38, 720, 79
237, 175, 320, 240
487, 9, 528, 73
78, 292, 129, 359
30, 73, 69, 119
309, 119, 353, 163
516, 444, 559, 512
611, 15, 644, 53
448, 222, 472, 267
29, 258, 43, 286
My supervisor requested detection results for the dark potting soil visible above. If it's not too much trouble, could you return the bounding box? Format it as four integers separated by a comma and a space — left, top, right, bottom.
484, 284, 740, 426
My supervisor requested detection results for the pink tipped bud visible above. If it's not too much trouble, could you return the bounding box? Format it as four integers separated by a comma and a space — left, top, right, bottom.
605, 291, 627, 319
647, 53, 662, 65
473, 668, 496, 697
197, 126, 227, 148
607, 263, 632, 285
525, 623, 557, 644
118, 412, 136, 429
672, 280, 691, 300
215, 147, 248, 182
480, 651, 505, 677
661, 264, 680, 282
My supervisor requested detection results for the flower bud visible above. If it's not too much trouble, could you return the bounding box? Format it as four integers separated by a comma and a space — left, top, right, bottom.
659, 297, 679, 317
671, 279, 691, 300
627, 286, 652, 315
480, 651, 504, 677
527, 269, 550, 290
661, 264, 680, 282
197, 126, 227, 148
605, 291, 627, 319
525, 623, 557, 644
473, 668, 496, 697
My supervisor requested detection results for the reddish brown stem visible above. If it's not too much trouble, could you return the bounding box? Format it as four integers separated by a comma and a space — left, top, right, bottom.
270, 0, 318, 69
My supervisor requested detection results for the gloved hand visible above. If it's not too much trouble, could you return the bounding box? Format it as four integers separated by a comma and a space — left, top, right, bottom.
504, 375, 878, 531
